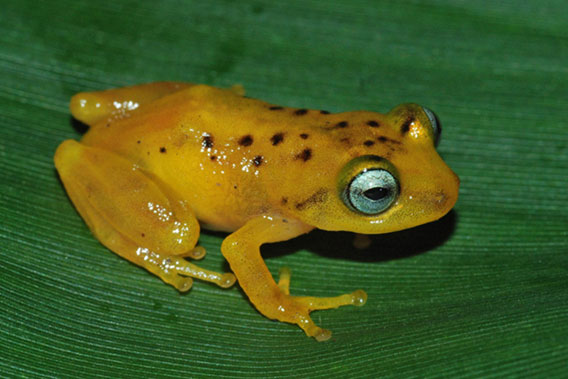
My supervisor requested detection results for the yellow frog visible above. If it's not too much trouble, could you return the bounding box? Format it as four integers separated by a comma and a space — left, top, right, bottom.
54, 82, 459, 341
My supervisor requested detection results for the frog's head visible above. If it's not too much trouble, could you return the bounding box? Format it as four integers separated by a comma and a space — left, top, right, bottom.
289, 104, 459, 235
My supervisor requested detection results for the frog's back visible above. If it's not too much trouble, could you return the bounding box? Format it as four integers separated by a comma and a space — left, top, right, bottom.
77, 85, 353, 230
81, 84, 332, 153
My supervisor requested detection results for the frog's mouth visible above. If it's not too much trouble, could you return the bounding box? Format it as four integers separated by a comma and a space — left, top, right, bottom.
351, 168, 459, 235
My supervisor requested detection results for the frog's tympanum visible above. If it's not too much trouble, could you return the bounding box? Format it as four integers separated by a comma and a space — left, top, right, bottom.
55, 82, 459, 341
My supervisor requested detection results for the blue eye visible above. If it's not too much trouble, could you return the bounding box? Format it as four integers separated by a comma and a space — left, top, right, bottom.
345, 169, 398, 215
422, 107, 442, 146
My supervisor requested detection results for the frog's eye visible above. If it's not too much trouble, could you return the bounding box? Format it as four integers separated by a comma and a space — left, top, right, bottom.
422, 107, 442, 146
345, 169, 399, 215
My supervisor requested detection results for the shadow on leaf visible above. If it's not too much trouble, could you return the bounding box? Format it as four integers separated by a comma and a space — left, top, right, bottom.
71, 117, 89, 134
261, 210, 458, 263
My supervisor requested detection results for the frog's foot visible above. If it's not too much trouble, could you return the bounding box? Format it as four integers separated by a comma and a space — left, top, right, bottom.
165, 246, 235, 289
222, 217, 367, 341
352, 233, 372, 250
167, 254, 236, 290
276, 267, 367, 341
111, 244, 235, 292
138, 251, 236, 292
277, 267, 292, 295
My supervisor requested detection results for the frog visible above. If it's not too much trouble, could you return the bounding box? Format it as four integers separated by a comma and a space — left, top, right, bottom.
54, 82, 459, 341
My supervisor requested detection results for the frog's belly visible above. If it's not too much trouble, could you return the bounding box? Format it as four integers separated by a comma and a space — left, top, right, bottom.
155, 159, 272, 233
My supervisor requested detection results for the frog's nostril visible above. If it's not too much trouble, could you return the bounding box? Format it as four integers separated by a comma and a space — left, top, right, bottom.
437, 184, 459, 213
434, 191, 448, 208
433, 189, 456, 213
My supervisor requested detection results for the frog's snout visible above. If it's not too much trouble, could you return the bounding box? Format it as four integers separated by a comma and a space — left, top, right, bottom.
437, 170, 460, 215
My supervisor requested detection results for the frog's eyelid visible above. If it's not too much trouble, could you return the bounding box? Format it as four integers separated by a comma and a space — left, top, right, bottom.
422, 107, 442, 146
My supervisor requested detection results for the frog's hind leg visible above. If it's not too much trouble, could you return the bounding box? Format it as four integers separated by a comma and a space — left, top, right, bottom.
70, 81, 194, 127
54, 139, 235, 291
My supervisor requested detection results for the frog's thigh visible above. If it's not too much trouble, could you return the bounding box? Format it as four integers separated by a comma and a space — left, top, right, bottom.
70, 81, 194, 126
54, 140, 235, 290
221, 217, 366, 341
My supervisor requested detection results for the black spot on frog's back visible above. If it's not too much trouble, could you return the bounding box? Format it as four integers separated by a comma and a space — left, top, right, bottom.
295, 148, 312, 161
271, 133, 284, 146
239, 135, 254, 146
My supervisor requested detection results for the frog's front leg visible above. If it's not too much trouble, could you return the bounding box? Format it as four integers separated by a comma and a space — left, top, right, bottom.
54, 140, 235, 291
221, 217, 367, 341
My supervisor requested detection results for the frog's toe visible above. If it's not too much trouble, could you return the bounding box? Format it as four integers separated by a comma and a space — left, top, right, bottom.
168, 275, 194, 292
277, 267, 291, 295
314, 328, 332, 342
217, 273, 237, 288
296, 313, 332, 342
170, 256, 236, 289
351, 289, 368, 306
293, 292, 365, 341
278, 267, 367, 311
142, 258, 195, 292
181, 246, 206, 260
295, 289, 367, 311
352, 233, 372, 249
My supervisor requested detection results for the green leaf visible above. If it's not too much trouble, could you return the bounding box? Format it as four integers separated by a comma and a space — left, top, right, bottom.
1, 0, 567, 377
